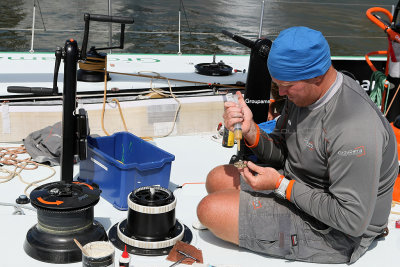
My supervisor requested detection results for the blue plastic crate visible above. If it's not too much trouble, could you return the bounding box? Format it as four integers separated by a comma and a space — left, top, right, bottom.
258, 119, 276, 134
79, 132, 175, 210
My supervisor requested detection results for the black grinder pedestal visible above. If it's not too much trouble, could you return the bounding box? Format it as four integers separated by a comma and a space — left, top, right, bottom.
20, 13, 135, 264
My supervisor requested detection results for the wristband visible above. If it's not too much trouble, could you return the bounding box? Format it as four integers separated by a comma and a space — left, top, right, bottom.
274, 177, 290, 199
275, 175, 285, 189
286, 180, 295, 201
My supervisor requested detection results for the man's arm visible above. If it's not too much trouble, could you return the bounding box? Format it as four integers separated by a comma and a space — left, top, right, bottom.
244, 102, 289, 168
289, 119, 388, 237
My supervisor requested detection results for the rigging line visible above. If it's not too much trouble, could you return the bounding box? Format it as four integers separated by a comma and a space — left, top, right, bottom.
101, 56, 111, 136
19, 162, 56, 195
0, 88, 217, 103
30, 0, 36, 53
0, 28, 228, 34
0, 202, 36, 212
0, 146, 55, 195
145, 74, 182, 138
78, 57, 245, 89
107, 70, 245, 89
384, 82, 400, 117
0, 28, 267, 37
35, 0, 46, 31
180, 0, 192, 37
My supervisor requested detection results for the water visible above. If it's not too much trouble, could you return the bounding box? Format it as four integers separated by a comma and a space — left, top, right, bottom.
0, 0, 396, 56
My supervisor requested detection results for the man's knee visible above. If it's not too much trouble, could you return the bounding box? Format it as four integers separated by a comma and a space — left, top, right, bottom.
196, 193, 224, 227
197, 191, 240, 244
206, 164, 240, 193
197, 195, 212, 226
205, 165, 224, 193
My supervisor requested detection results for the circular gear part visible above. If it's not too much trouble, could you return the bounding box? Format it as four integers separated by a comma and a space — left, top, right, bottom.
108, 219, 192, 256
128, 187, 176, 214
129, 186, 175, 207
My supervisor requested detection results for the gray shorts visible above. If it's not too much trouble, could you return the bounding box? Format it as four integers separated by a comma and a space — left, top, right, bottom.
238, 181, 366, 263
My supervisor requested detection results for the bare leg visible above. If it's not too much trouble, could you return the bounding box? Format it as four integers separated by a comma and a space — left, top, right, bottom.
196, 189, 240, 244
196, 164, 241, 243
206, 164, 241, 193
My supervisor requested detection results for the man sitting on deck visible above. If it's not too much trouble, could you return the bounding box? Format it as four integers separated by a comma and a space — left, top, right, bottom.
196, 26, 399, 263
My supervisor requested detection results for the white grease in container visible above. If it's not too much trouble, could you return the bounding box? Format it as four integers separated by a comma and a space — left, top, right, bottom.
82, 241, 115, 267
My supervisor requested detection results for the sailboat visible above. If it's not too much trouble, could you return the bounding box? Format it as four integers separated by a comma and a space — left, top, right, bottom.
0, 1, 399, 266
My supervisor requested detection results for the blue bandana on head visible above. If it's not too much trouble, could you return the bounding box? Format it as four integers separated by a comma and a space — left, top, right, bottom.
267, 26, 331, 82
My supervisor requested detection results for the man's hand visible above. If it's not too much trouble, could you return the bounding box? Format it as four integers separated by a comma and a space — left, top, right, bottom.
238, 161, 281, 191
223, 91, 253, 135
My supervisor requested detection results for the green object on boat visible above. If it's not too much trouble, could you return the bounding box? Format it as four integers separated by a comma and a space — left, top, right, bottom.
369, 70, 391, 113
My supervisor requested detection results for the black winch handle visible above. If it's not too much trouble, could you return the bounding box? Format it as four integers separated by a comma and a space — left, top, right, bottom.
85, 14, 134, 24
7, 86, 55, 95
81, 13, 134, 60
221, 30, 234, 38
221, 30, 255, 49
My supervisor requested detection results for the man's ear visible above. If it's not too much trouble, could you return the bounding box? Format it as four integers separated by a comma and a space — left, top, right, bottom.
308, 75, 324, 86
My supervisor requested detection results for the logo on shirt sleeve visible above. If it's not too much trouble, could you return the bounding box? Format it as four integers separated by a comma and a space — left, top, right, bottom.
303, 138, 315, 151
337, 146, 366, 157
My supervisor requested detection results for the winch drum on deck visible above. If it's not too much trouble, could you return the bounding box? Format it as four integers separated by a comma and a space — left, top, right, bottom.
24, 182, 108, 264
108, 186, 193, 256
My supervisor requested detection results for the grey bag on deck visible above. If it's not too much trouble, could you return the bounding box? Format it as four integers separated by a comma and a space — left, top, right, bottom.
23, 122, 62, 166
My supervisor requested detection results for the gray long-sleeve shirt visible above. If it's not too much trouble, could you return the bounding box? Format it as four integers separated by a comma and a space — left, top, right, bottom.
251, 72, 398, 238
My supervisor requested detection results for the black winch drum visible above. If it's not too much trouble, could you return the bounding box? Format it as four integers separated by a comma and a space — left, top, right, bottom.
194, 62, 233, 76
24, 182, 108, 264
109, 186, 192, 256
77, 50, 111, 82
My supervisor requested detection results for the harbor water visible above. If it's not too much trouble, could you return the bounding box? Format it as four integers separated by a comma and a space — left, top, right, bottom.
0, 0, 397, 56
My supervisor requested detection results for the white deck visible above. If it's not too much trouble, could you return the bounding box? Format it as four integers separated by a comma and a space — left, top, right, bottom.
0, 53, 249, 96
0, 52, 250, 143
0, 134, 399, 267
0, 51, 398, 266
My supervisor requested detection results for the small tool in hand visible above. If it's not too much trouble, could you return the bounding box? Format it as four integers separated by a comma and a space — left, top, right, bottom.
233, 159, 247, 168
